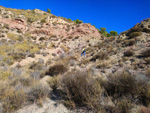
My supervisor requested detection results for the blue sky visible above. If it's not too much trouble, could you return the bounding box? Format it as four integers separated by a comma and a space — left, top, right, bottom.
0, 0, 150, 34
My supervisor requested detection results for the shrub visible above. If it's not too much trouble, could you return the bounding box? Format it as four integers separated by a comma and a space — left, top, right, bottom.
124, 49, 134, 57
100, 71, 150, 106
0, 70, 12, 80
60, 70, 103, 111
144, 58, 150, 64
39, 37, 46, 41
27, 18, 34, 23
24, 32, 31, 38
8, 52, 26, 61
27, 83, 49, 102
141, 48, 150, 57
90, 51, 109, 61
60, 44, 69, 52
107, 33, 111, 37
3, 24, 9, 29
31, 36, 37, 40
46, 64, 68, 76
110, 31, 118, 36
29, 62, 43, 70
7, 33, 21, 41
48, 76, 60, 91
11, 76, 34, 87
129, 32, 141, 38
47, 8, 51, 14
30, 71, 41, 80
41, 18, 46, 23
0, 87, 26, 113
124, 39, 136, 46
75, 19, 83, 24
115, 98, 132, 113
99, 27, 108, 37
68, 18, 72, 22
101, 71, 139, 97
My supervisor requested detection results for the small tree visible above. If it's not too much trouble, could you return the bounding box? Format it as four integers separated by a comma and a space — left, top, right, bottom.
68, 18, 72, 22
47, 8, 51, 14
107, 33, 111, 37
110, 31, 118, 36
99, 27, 108, 37
75, 19, 83, 24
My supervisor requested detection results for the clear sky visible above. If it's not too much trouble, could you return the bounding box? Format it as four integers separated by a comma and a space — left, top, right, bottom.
0, 0, 150, 34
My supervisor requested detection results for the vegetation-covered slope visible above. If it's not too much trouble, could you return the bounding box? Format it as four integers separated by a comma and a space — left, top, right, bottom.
0, 6, 150, 113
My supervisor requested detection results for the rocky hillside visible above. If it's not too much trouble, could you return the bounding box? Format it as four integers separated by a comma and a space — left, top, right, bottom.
0, 6, 150, 113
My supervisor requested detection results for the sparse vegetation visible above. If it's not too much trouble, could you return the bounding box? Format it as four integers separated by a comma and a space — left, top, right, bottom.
129, 31, 141, 38
0, 6, 149, 113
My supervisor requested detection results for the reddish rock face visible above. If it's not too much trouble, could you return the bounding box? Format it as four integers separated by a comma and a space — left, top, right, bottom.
0, 16, 26, 31
28, 22, 101, 39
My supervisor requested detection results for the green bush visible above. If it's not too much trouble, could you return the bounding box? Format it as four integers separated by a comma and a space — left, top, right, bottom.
75, 19, 83, 24
47, 8, 51, 14
99, 27, 108, 37
41, 18, 46, 23
68, 18, 72, 22
110, 31, 118, 36
27, 18, 34, 23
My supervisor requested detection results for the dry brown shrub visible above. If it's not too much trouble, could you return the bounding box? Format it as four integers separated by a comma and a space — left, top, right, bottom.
0, 84, 26, 113
60, 70, 103, 111
100, 71, 150, 106
124, 39, 136, 46
124, 49, 134, 57
141, 48, 150, 57
129, 32, 141, 39
90, 51, 109, 62
46, 64, 68, 76
27, 83, 49, 103
48, 76, 60, 91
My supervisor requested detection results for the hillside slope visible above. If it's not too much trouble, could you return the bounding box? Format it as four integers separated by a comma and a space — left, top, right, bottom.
0, 6, 150, 113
